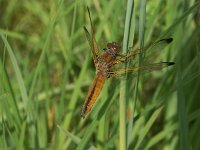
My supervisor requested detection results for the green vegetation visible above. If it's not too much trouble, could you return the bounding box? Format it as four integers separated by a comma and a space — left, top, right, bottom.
1, 0, 200, 149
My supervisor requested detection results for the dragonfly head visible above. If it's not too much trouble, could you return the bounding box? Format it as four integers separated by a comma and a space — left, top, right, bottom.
107, 42, 121, 54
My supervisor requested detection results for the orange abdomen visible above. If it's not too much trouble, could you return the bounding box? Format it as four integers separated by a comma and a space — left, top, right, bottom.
81, 72, 106, 118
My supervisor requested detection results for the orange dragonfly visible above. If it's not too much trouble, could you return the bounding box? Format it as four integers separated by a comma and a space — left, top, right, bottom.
81, 8, 174, 118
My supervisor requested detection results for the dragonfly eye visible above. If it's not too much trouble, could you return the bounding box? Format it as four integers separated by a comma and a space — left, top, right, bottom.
107, 42, 121, 53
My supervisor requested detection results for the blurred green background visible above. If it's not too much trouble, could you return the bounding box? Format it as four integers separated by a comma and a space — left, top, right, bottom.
0, 0, 200, 149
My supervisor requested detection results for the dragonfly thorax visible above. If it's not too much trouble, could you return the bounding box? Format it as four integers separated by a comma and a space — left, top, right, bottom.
96, 60, 109, 74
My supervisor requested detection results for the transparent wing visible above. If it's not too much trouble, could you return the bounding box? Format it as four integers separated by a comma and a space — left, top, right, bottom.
108, 62, 175, 78
114, 38, 173, 65
84, 7, 99, 67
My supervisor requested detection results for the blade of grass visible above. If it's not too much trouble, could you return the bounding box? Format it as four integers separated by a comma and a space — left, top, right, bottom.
120, 0, 134, 149
97, 83, 108, 149
130, 0, 146, 148
0, 34, 29, 118
0, 54, 22, 130
0, 119, 8, 150
176, 53, 189, 150
58, 52, 90, 149
160, 1, 200, 38
28, 0, 64, 103
61, 52, 89, 128
135, 106, 163, 149
17, 122, 26, 150
76, 120, 98, 150
145, 123, 178, 149
126, 1, 136, 148
57, 125, 81, 144
0, 29, 25, 40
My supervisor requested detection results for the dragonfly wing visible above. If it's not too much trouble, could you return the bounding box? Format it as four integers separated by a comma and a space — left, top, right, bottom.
114, 38, 173, 64
84, 7, 99, 67
108, 62, 175, 78
84, 27, 99, 66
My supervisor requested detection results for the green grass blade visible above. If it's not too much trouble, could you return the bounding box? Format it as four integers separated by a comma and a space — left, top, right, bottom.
176, 52, 189, 150
120, 0, 134, 149
135, 106, 163, 149
160, 1, 200, 38
76, 120, 98, 150
0, 34, 29, 116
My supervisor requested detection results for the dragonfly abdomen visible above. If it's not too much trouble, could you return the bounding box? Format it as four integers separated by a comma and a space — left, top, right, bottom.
81, 72, 106, 118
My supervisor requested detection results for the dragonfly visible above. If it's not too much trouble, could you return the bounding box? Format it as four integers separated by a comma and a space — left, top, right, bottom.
81, 7, 175, 118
